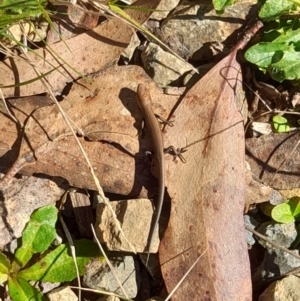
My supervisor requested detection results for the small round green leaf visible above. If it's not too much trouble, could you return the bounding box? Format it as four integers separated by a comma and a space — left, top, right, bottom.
272, 197, 300, 223
272, 115, 290, 133
272, 203, 294, 223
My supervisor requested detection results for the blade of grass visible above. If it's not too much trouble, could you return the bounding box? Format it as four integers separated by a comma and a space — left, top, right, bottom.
68, 286, 133, 301
0, 67, 59, 88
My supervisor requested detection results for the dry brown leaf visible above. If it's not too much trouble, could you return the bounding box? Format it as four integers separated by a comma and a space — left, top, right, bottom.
1, 20, 129, 97
0, 0, 161, 97
158, 22, 264, 300
46, 5, 93, 44
0, 65, 178, 195
68, 3, 99, 31
246, 132, 300, 190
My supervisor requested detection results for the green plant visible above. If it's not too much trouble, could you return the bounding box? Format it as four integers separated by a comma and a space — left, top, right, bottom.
271, 197, 300, 247
272, 115, 290, 132
0, 0, 48, 28
213, 0, 236, 13
271, 196, 300, 223
0, 204, 99, 301
214, 0, 300, 83
245, 0, 300, 83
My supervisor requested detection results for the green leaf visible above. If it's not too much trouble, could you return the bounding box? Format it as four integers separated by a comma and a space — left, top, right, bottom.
259, 0, 297, 21
272, 197, 300, 223
292, 223, 300, 248
244, 42, 291, 70
274, 28, 300, 44
8, 276, 46, 301
22, 204, 57, 251
0, 0, 48, 28
244, 17, 300, 83
272, 203, 294, 223
213, 0, 236, 12
19, 239, 100, 282
0, 251, 10, 285
269, 49, 300, 81
245, 38, 300, 82
12, 205, 57, 271
272, 115, 290, 132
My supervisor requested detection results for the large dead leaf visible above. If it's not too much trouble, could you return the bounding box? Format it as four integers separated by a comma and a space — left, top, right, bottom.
0, 65, 178, 196
0, 0, 161, 97
158, 22, 263, 300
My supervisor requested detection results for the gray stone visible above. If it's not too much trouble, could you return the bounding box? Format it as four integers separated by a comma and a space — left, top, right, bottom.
0, 175, 66, 247
254, 222, 300, 280
47, 286, 78, 301
83, 256, 140, 299
95, 198, 159, 253
244, 215, 258, 247
257, 222, 297, 249
121, 32, 140, 64
160, 1, 257, 61
141, 42, 194, 86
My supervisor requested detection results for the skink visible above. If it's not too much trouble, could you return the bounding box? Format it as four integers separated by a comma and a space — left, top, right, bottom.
137, 84, 165, 265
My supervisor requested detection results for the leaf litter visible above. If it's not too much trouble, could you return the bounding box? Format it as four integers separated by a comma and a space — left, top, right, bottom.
1, 0, 299, 300
1, 19, 264, 301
